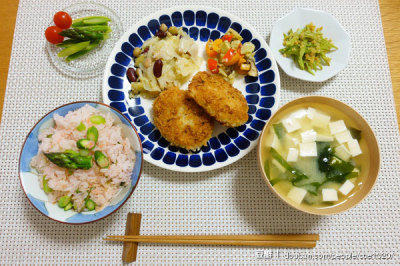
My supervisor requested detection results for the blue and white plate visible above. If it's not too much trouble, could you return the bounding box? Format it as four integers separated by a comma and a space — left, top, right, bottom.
103, 6, 280, 172
19, 102, 143, 224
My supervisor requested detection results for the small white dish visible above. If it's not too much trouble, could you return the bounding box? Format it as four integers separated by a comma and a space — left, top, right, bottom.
269, 8, 351, 82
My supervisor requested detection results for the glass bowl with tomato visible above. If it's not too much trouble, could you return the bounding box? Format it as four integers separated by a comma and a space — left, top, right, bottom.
46, 2, 123, 77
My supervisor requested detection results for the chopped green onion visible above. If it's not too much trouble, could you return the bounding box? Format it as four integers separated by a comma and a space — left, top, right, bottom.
76, 122, 86, 131
272, 123, 285, 140
269, 147, 308, 181
58, 196, 72, 208
90, 115, 106, 124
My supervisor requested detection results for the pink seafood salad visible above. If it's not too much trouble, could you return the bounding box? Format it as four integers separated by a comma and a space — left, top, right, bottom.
31, 105, 136, 212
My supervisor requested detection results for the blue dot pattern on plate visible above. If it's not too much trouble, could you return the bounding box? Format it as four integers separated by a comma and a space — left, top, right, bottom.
106, 9, 278, 170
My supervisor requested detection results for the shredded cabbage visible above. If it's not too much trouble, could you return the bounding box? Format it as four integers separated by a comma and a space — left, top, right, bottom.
131, 29, 202, 98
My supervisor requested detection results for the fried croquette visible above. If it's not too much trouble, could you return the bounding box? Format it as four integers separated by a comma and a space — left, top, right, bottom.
152, 87, 214, 150
188, 71, 248, 128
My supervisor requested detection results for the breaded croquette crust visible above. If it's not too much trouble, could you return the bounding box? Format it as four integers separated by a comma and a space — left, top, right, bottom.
188, 71, 248, 128
152, 87, 214, 150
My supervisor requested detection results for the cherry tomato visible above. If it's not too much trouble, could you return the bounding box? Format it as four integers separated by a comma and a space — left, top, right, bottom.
221, 35, 233, 42
208, 59, 219, 74
54, 11, 72, 29
45, 26, 64, 44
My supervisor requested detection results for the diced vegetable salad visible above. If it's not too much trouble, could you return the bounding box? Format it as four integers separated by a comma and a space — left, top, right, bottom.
279, 22, 337, 75
263, 106, 364, 207
206, 28, 258, 83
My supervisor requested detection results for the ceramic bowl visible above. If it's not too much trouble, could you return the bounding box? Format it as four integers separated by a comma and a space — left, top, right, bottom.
19, 101, 143, 224
269, 8, 351, 82
257, 96, 380, 215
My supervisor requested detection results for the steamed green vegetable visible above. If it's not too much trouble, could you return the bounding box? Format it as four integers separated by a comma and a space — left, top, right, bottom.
44, 152, 92, 170
59, 28, 107, 41
66, 40, 100, 62
57, 41, 90, 57
94, 151, 109, 168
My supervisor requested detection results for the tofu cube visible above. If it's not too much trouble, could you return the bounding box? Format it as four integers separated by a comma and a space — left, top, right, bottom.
334, 130, 353, 144
287, 148, 299, 162
287, 187, 307, 205
299, 142, 317, 157
322, 188, 338, 202
271, 134, 281, 150
311, 113, 331, 128
272, 159, 286, 173
329, 120, 347, 135
282, 117, 301, 133
339, 180, 355, 196
335, 144, 352, 161
347, 139, 362, 157
301, 130, 317, 143
316, 134, 334, 142
292, 138, 300, 146
307, 107, 316, 119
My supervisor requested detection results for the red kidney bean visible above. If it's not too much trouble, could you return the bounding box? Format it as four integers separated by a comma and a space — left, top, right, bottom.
127, 67, 137, 82
155, 30, 167, 38
153, 59, 163, 78
143, 47, 149, 53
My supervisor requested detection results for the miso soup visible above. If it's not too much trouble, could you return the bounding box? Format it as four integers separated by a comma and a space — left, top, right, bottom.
261, 103, 369, 209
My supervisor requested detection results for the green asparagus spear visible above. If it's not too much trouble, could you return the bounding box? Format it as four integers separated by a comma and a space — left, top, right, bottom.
81, 17, 111, 25
94, 151, 109, 168
58, 196, 72, 208
86, 126, 99, 143
66, 40, 100, 62
71, 25, 111, 33
59, 28, 106, 41
76, 139, 95, 149
57, 41, 90, 58
56, 39, 82, 47
64, 202, 73, 211
44, 152, 92, 170
42, 176, 53, 193
90, 115, 106, 124
85, 199, 96, 211
79, 149, 90, 156
76, 122, 86, 131
72, 16, 111, 24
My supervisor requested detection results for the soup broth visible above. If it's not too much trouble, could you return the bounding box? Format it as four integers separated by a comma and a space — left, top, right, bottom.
261, 103, 369, 209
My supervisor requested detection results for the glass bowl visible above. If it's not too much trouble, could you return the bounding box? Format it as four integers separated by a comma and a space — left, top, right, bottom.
46, 2, 123, 78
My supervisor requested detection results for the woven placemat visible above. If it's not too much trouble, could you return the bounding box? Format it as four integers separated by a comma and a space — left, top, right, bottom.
1, 0, 399, 265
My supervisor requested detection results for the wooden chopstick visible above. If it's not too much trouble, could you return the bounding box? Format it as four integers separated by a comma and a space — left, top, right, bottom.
104, 235, 318, 248
106, 234, 319, 241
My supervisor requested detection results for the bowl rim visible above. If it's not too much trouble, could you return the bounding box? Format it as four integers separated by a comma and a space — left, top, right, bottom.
256, 96, 381, 215
269, 7, 352, 82
18, 101, 144, 225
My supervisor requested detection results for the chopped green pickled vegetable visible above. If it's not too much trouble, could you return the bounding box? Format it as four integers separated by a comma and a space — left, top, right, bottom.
57, 41, 91, 58
94, 151, 109, 168
79, 149, 90, 156
279, 22, 338, 75
76, 139, 95, 150
76, 122, 86, 131
43, 176, 53, 193
90, 115, 106, 124
272, 123, 285, 140
87, 126, 99, 143
58, 196, 72, 208
64, 202, 73, 211
85, 199, 96, 211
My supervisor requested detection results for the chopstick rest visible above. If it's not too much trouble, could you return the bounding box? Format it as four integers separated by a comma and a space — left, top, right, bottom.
122, 213, 142, 263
